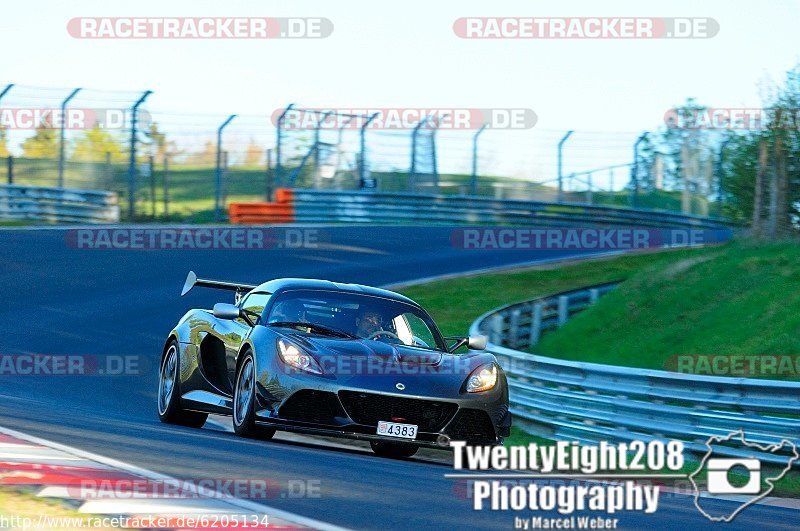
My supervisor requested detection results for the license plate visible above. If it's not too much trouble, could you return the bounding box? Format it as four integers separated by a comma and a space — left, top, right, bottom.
377, 421, 418, 439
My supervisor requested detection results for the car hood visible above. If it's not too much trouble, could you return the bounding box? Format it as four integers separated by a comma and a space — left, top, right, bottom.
296, 334, 444, 365
267, 329, 502, 396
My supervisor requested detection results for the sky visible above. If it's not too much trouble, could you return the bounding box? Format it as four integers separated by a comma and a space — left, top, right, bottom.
0, 0, 798, 187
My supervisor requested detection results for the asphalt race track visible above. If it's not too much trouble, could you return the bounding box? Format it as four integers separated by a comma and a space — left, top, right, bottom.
0, 226, 796, 530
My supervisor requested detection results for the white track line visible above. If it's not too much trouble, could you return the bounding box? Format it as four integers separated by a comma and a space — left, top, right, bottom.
0, 425, 352, 531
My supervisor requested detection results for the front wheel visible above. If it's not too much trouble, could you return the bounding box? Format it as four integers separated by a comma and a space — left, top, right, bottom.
158, 341, 208, 427
370, 440, 419, 458
232, 352, 276, 440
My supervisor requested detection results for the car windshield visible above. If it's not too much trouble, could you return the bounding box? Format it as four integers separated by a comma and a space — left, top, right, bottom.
266, 289, 445, 350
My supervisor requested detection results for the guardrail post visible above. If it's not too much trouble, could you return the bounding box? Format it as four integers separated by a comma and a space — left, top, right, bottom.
530, 302, 542, 346
589, 288, 600, 305
509, 308, 521, 348
489, 313, 504, 344
557, 295, 569, 327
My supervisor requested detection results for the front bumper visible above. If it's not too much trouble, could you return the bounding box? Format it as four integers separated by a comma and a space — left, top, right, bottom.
254, 388, 510, 447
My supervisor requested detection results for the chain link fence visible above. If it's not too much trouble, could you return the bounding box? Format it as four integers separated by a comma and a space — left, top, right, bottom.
0, 84, 731, 221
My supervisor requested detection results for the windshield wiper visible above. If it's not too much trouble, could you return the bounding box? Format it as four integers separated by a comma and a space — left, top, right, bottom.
269, 321, 357, 339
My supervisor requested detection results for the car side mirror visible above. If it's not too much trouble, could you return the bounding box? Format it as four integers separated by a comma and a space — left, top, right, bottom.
467, 335, 487, 350
213, 303, 241, 320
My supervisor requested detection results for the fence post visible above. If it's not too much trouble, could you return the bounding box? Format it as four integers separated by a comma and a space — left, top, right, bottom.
359, 113, 379, 189
557, 296, 569, 327
104, 152, 112, 187
6, 156, 13, 184
529, 302, 542, 346
631, 132, 647, 209
265, 148, 273, 201
470, 124, 487, 195
275, 104, 294, 187
222, 151, 229, 208
557, 131, 573, 203
586, 172, 593, 204
163, 155, 169, 217
128, 90, 153, 220
431, 117, 442, 192
149, 155, 156, 217
58, 88, 81, 188
409, 120, 422, 192
214, 114, 236, 222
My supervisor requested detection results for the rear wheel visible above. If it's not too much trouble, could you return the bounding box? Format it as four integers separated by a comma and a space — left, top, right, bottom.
370, 441, 419, 458
232, 352, 276, 440
158, 341, 208, 427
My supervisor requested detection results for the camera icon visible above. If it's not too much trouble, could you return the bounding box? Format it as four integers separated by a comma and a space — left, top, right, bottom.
706, 458, 761, 494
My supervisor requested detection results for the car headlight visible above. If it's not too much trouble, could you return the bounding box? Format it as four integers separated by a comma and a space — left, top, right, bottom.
277, 339, 323, 375
466, 363, 498, 393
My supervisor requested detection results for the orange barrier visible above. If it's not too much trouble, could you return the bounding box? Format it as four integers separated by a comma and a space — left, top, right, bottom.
228, 188, 295, 224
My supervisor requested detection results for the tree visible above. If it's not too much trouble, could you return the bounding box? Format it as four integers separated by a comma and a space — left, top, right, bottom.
188, 140, 217, 165
71, 125, 126, 162
143, 122, 180, 161
243, 138, 263, 166
20, 124, 58, 158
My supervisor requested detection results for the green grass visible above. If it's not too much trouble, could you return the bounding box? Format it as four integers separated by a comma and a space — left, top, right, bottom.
402, 242, 800, 496
534, 241, 800, 380
399, 246, 721, 338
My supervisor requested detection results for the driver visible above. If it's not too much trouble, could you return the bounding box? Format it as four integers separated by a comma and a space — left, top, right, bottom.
355, 306, 384, 337
268, 299, 306, 324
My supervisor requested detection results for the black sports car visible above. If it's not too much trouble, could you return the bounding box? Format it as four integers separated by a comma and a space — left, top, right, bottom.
158, 272, 511, 457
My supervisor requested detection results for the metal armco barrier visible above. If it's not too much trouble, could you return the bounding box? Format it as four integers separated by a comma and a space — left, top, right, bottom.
229, 188, 735, 229
470, 284, 800, 464
0, 184, 119, 223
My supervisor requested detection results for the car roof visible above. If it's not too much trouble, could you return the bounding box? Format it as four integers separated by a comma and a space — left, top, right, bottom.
253, 278, 419, 307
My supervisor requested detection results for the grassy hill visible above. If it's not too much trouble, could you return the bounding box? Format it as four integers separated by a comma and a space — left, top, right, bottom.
535, 241, 800, 380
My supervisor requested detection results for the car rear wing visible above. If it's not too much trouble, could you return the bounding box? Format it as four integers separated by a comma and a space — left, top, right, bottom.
181, 271, 258, 303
